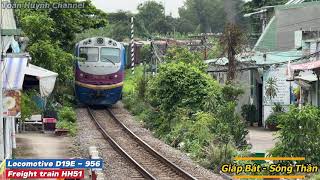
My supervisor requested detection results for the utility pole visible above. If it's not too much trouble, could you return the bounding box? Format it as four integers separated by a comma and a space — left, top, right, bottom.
0, 0, 4, 160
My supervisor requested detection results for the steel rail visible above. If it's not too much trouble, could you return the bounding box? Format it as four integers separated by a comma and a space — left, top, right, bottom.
87, 107, 156, 180
106, 108, 197, 180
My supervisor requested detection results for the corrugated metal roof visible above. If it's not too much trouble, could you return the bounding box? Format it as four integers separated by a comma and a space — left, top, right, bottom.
205, 50, 303, 66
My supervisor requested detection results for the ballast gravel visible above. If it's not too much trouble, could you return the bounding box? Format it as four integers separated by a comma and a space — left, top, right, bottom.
110, 102, 225, 180
74, 108, 144, 180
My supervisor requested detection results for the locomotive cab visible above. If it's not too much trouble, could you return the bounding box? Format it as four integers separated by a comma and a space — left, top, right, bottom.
74, 37, 125, 106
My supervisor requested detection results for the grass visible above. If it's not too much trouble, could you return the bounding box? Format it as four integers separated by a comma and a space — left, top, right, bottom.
123, 66, 145, 94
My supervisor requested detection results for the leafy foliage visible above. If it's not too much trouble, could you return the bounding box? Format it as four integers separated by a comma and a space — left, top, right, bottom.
147, 62, 221, 116
179, 0, 226, 33
221, 83, 245, 102
122, 47, 248, 171
265, 77, 278, 100
57, 106, 77, 136
241, 104, 257, 125
265, 113, 281, 127
21, 91, 41, 122
266, 104, 284, 130
14, 0, 107, 106
165, 47, 207, 71
136, 1, 173, 36
58, 106, 76, 123
28, 40, 74, 83
56, 120, 77, 136
271, 105, 320, 163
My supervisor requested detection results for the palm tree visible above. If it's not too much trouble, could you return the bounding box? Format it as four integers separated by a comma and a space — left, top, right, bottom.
265, 77, 278, 101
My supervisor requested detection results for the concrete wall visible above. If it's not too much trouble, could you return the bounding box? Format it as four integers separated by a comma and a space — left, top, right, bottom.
209, 70, 255, 114
276, 3, 320, 51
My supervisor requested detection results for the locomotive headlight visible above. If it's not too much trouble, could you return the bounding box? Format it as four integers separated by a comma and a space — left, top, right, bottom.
80, 73, 84, 77
114, 74, 118, 78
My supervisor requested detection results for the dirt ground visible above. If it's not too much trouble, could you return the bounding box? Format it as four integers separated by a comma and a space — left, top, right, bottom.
13, 132, 81, 180
247, 127, 277, 153
15, 132, 73, 159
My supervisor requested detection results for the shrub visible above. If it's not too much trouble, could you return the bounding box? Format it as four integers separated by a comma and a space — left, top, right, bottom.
272, 103, 284, 113
221, 83, 244, 102
270, 105, 320, 164
56, 120, 77, 136
215, 102, 248, 148
56, 106, 77, 136
147, 62, 221, 117
58, 106, 76, 123
21, 90, 41, 122
265, 113, 281, 128
241, 104, 257, 126
266, 103, 285, 130
137, 76, 148, 100
202, 141, 237, 172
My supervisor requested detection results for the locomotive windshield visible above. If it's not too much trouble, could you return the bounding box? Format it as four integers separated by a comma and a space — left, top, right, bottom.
101, 48, 120, 64
79, 47, 99, 62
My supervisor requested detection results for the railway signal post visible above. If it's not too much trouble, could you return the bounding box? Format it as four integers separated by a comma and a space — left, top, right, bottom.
131, 16, 135, 75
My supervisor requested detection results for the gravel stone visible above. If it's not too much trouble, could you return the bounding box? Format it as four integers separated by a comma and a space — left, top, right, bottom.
75, 108, 144, 180
110, 102, 225, 180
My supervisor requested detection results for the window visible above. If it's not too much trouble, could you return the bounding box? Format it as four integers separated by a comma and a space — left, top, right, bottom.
79, 47, 99, 62
100, 48, 120, 64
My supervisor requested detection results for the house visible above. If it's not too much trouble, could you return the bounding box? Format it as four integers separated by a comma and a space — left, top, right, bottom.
0, 0, 26, 161
207, 1, 320, 127
0, 0, 58, 163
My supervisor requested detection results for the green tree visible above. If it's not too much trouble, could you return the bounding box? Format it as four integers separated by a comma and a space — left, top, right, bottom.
15, 0, 108, 51
20, 14, 54, 42
165, 47, 207, 71
265, 77, 278, 101
136, 1, 173, 35
179, 0, 226, 33
107, 11, 132, 41
28, 40, 74, 83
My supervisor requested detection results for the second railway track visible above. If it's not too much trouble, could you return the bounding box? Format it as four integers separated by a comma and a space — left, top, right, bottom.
87, 107, 197, 180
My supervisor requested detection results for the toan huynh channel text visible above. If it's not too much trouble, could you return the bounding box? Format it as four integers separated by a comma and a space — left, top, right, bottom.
4, 159, 103, 179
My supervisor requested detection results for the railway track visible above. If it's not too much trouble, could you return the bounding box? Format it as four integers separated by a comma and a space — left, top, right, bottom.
87, 107, 197, 180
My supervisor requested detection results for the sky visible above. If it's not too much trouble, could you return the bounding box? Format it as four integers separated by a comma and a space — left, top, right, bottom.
91, 0, 186, 17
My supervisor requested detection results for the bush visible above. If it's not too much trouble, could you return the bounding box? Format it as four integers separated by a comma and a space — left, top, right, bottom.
56, 120, 77, 136
215, 102, 248, 148
202, 141, 237, 172
270, 105, 320, 164
147, 61, 221, 116
266, 103, 285, 130
137, 76, 148, 100
21, 90, 41, 122
265, 113, 281, 128
241, 104, 257, 126
56, 106, 77, 136
272, 103, 284, 113
58, 107, 76, 123
122, 51, 249, 172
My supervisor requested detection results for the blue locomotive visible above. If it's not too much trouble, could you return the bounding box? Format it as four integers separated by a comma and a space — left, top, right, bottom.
74, 37, 125, 105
